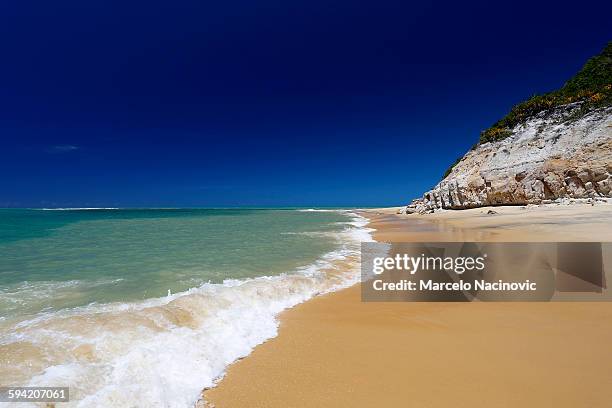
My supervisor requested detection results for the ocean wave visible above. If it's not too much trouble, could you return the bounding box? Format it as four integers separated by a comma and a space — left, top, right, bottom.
39, 208, 120, 211
0, 212, 372, 408
0, 279, 125, 319
280, 231, 337, 237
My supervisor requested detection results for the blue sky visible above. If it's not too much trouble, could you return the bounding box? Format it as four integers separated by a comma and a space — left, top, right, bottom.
1, 0, 610, 207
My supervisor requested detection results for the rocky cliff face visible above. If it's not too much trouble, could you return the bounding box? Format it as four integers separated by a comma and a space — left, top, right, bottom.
408, 104, 612, 213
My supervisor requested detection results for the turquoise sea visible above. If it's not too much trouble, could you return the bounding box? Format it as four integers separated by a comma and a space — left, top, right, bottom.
0, 208, 371, 407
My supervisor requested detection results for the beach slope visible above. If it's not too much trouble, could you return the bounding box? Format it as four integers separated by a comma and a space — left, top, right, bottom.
204, 204, 612, 408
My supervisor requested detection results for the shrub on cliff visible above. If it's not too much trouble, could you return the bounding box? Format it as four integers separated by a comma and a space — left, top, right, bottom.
479, 41, 612, 144
442, 157, 463, 179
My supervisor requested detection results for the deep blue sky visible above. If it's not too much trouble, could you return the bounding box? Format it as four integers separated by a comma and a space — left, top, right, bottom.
1, 0, 610, 207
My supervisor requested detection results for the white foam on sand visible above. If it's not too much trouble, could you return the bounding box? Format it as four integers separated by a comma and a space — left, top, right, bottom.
0, 211, 371, 408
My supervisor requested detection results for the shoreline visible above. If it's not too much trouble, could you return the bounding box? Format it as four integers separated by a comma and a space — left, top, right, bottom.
0, 209, 369, 407
203, 204, 612, 407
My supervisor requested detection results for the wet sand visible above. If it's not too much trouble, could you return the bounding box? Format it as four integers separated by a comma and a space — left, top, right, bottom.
203, 204, 612, 408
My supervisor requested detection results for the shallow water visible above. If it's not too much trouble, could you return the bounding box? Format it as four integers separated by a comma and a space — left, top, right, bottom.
0, 208, 371, 407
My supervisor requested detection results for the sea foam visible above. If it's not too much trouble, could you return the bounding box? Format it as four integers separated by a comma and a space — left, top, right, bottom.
0, 211, 371, 408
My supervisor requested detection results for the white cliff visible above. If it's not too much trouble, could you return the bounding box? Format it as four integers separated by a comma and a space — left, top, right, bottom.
409, 104, 612, 213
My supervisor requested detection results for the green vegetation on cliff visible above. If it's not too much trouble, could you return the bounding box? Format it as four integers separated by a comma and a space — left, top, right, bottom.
442, 157, 463, 179
479, 41, 612, 144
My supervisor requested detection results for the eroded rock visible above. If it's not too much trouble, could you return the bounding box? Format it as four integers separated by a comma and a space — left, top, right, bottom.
410, 105, 612, 212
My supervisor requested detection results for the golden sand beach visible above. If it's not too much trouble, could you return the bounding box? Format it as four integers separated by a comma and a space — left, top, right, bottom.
204, 204, 612, 408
